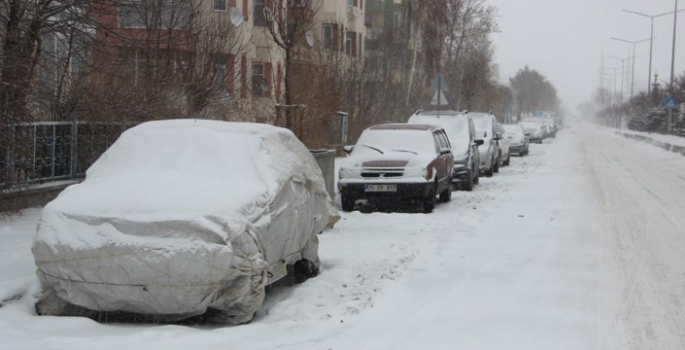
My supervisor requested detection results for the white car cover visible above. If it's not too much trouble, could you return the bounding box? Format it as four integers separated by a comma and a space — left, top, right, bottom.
32, 120, 340, 324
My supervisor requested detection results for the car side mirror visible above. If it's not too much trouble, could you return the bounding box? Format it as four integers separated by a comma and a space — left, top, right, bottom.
439, 148, 451, 155
343, 145, 354, 155
474, 139, 485, 146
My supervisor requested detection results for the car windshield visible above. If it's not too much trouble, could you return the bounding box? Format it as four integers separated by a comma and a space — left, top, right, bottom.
355, 129, 435, 155
520, 121, 540, 130
408, 115, 470, 150
503, 125, 524, 136
471, 115, 493, 136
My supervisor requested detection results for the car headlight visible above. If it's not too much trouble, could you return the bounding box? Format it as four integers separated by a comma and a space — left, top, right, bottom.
339, 168, 360, 179
403, 167, 427, 178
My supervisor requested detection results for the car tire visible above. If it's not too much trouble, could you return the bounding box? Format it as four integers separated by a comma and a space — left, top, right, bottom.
504, 154, 511, 166
293, 259, 319, 284
440, 183, 452, 202
493, 155, 500, 173
341, 195, 355, 212
462, 169, 475, 191
423, 185, 436, 213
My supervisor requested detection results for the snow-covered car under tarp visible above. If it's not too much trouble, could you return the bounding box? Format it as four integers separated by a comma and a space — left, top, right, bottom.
32, 120, 340, 324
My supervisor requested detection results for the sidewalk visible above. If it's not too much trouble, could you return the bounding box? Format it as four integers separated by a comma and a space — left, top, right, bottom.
0, 208, 41, 305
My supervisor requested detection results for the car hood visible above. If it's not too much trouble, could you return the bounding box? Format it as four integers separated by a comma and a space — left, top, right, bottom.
344, 152, 436, 169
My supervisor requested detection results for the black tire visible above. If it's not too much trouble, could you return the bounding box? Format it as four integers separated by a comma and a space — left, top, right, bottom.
423, 185, 436, 213
473, 164, 480, 185
341, 195, 355, 212
485, 164, 494, 178
293, 259, 319, 284
493, 155, 500, 173
503, 154, 511, 166
439, 183, 452, 202
462, 170, 474, 191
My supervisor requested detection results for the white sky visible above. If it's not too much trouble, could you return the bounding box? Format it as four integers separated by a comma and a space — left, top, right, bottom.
488, 0, 684, 113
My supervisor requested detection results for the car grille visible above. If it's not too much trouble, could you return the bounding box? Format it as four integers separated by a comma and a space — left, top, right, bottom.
361, 168, 404, 178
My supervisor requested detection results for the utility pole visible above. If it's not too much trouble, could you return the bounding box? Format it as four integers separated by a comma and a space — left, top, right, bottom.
611, 37, 650, 99
623, 6, 685, 95
668, 0, 679, 134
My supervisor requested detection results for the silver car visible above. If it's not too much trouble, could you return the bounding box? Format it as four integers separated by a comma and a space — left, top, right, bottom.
471, 113, 501, 177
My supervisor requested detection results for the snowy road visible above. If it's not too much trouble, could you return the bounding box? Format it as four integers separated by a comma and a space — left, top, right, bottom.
1, 125, 685, 349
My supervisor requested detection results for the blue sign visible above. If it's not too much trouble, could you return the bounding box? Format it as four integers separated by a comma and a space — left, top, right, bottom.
430, 75, 449, 91
666, 97, 678, 109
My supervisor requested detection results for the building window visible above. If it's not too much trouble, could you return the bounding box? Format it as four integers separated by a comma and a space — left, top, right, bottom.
393, 12, 402, 30
252, 63, 271, 97
119, 0, 190, 29
213, 54, 227, 91
213, 0, 227, 11
254, 0, 267, 26
346, 31, 357, 57
323, 24, 337, 50
119, 2, 145, 28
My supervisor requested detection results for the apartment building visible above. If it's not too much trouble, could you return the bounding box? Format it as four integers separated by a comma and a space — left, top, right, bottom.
87, 0, 364, 122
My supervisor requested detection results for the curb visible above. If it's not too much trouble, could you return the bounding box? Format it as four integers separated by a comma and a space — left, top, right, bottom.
615, 131, 685, 157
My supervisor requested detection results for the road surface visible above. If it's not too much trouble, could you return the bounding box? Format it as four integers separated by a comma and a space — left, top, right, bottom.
1, 124, 684, 350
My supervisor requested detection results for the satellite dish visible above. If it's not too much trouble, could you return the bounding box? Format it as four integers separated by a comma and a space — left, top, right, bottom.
229, 7, 244, 27
352, 6, 362, 18
263, 7, 274, 21
305, 31, 315, 47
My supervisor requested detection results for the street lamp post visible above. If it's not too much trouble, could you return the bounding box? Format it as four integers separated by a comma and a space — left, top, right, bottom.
611, 37, 650, 99
603, 67, 623, 129
622, 6, 685, 95
609, 55, 635, 103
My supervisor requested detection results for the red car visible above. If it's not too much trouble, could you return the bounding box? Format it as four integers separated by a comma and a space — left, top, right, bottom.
338, 124, 454, 213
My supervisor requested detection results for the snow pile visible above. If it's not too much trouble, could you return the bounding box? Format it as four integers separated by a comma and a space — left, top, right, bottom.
31, 120, 339, 324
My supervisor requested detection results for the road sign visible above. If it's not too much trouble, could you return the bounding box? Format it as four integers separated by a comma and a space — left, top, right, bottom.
665, 97, 678, 109
430, 75, 449, 91
430, 90, 449, 106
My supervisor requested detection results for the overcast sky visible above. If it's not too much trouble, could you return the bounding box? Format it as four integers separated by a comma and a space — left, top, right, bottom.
488, 0, 684, 113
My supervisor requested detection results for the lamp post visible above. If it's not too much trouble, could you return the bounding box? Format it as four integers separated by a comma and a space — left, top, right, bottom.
603, 67, 623, 129
610, 37, 650, 99
622, 5, 685, 95
608, 55, 633, 103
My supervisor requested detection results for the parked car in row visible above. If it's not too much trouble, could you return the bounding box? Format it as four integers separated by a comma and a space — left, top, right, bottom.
338, 124, 454, 213
32, 120, 340, 325
495, 123, 511, 167
503, 124, 530, 156
471, 113, 501, 177
408, 111, 483, 191
519, 120, 545, 144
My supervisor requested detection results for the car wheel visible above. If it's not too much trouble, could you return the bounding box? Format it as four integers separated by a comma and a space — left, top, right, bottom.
493, 155, 500, 173
293, 259, 319, 284
462, 169, 474, 191
439, 183, 452, 202
423, 185, 436, 213
341, 195, 355, 212
504, 154, 511, 166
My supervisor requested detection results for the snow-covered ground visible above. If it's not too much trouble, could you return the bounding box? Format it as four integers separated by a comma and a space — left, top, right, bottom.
2, 124, 685, 349
618, 127, 685, 148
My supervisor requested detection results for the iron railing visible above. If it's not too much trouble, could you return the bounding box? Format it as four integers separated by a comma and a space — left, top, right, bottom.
1, 121, 130, 190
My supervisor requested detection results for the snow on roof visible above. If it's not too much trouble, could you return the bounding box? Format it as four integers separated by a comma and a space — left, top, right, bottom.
369, 124, 436, 131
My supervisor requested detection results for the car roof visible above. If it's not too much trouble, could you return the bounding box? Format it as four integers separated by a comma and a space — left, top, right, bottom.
368, 124, 442, 132
414, 110, 464, 117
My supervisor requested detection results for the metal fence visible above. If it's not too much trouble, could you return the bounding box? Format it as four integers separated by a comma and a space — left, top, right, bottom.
1, 121, 130, 190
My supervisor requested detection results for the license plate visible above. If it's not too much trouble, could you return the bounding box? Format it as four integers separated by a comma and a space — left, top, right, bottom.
365, 184, 397, 192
